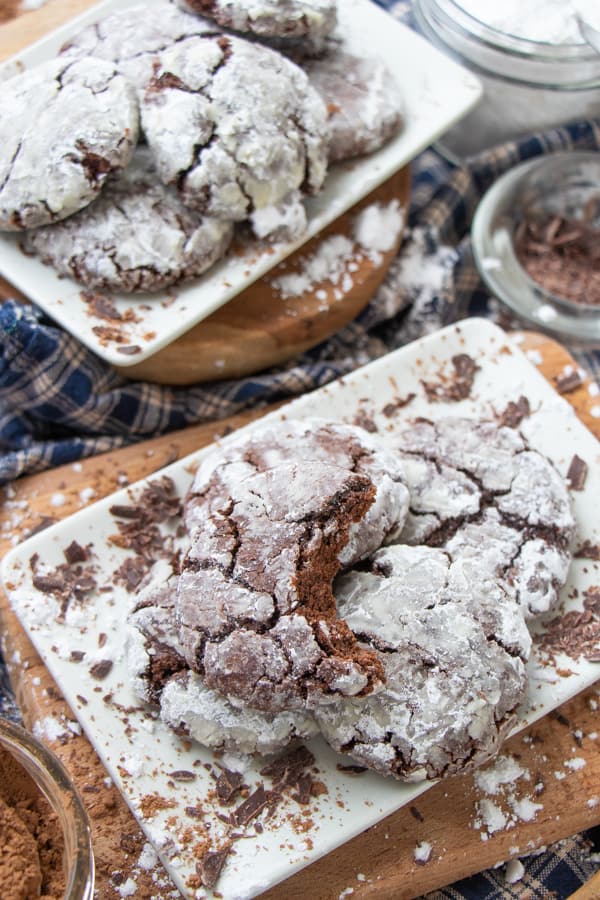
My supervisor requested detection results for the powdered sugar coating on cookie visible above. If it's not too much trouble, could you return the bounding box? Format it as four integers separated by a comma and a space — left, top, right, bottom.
174, 0, 337, 41
23, 148, 233, 293
395, 417, 575, 617
0, 57, 138, 231
176, 419, 410, 711
315, 544, 529, 781
127, 561, 318, 754
302, 49, 404, 163
140, 34, 328, 234
60, 2, 218, 90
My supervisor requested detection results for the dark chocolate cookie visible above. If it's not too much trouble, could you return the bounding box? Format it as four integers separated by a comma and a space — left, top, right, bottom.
0, 57, 138, 231
174, 0, 337, 41
127, 561, 319, 754
171, 419, 409, 711
302, 49, 404, 163
140, 34, 328, 236
315, 544, 530, 780
395, 417, 575, 617
23, 148, 233, 293
60, 1, 218, 90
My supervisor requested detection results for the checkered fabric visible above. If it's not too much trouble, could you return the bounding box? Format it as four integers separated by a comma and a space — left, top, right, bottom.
1, 1, 599, 894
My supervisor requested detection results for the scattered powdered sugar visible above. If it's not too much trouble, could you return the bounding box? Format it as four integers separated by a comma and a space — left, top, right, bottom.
587, 797, 599, 808
270, 200, 404, 300
564, 757, 587, 771
504, 859, 525, 884
117, 878, 137, 898
33, 714, 72, 743
79, 486, 96, 504
271, 234, 355, 298
50, 493, 66, 507
371, 226, 457, 321
589, 382, 600, 397
138, 843, 159, 870
413, 840, 433, 863
474, 755, 528, 795
338, 888, 354, 899
353, 200, 404, 257
526, 349, 543, 365
590, 405, 600, 419
536, 304, 557, 323
472, 755, 543, 838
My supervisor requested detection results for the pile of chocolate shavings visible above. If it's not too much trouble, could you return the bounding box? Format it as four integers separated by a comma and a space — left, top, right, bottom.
109, 476, 182, 591
514, 209, 600, 307
421, 354, 479, 403
537, 586, 600, 663
193, 746, 323, 892
29, 540, 96, 619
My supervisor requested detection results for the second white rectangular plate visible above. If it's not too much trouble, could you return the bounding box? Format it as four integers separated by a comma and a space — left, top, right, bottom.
0, 0, 482, 366
2, 319, 600, 899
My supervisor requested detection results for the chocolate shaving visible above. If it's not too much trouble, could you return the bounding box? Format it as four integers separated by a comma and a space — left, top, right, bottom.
215, 768, 245, 805
196, 846, 232, 890
381, 393, 416, 418
410, 805, 425, 822
30, 554, 97, 618
422, 354, 479, 403
555, 370, 585, 395
89, 659, 113, 680
260, 745, 315, 792
574, 541, 600, 561
496, 395, 530, 428
352, 411, 377, 433
64, 541, 89, 565
336, 763, 367, 775
566, 454, 588, 491
168, 770, 196, 782
116, 345, 142, 356
231, 786, 272, 827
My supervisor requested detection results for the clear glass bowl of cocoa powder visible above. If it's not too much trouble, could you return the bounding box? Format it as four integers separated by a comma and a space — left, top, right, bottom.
472, 151, 600, 348
0, 717, 94, 900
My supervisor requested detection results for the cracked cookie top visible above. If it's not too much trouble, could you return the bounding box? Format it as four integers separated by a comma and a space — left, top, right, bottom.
174, 0, 337, 41
60, 1, 218, 90
315, 544, 530, 781
22, 148, 234, 293
302, 49, 404, 163
127, 561, 319, 754
139, 33, 328, 233
169, 419, 409, 711
0, 57, 139, 231
394, 417, 575, 617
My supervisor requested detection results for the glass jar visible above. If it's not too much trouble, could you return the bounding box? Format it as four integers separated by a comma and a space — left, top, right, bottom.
413, 0, 600, 159
0, 717, 95, 900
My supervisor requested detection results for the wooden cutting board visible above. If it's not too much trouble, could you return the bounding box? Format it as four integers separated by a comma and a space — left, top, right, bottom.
1, 331, 599, 900
0, 0, 410, 386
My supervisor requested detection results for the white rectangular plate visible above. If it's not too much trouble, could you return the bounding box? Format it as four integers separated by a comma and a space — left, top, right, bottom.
0, 0, 482, 367
3, 319, 599, 900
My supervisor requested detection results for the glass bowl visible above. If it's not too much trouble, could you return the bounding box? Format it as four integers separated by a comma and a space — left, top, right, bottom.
472, 151, 600, 348
0, 717, 95, 899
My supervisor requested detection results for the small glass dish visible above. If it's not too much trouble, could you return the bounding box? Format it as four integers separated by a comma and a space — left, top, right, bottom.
472, 151, 600, 348
0, 717, 95, 899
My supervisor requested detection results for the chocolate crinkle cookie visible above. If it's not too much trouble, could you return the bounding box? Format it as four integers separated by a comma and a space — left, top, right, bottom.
140, 33, 328, 236
174, 0, 337, 42
136, 419, 410, 714
315, 544, 531, 781
60, 1, 218, 90
22, 148, 234, 293
302, 49, 404, 163
127, 561, 319, 754
0, 57, 138, 231
394, 417, 575, 617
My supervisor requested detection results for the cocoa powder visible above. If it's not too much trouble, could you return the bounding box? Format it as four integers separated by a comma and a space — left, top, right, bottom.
0, 745, 66, 899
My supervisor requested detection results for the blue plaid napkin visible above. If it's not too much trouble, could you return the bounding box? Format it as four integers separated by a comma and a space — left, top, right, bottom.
1, 1, 599, 895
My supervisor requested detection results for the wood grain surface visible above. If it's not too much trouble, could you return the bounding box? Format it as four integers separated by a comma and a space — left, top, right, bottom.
1, 332, 599, 899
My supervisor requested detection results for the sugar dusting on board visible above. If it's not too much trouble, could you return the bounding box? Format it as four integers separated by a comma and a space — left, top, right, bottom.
270, 200, 404, 300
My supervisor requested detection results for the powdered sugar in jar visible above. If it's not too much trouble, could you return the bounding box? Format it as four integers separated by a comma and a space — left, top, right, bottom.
413, 0, 600, 159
